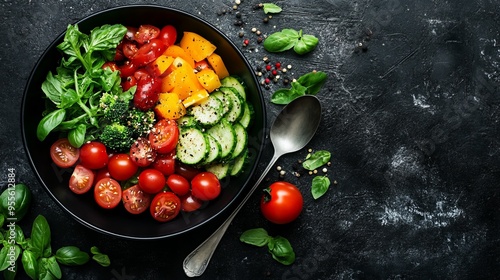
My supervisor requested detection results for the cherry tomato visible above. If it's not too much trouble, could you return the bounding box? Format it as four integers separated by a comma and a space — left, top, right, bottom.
95, 167, 112, 182
175, 162, 200, 181
135, 24, 160, 44
180, 192, 203, 212
159, 25, 177, 47
150, 191, 181, 222
122, 185, 152, 214
102, 61, 119, 72
122, 41, 139, 59
69, 165, 94, 194
94, 178, 122, 209
50, 138, 79, 168
260, 181, 303, 224
191, 172, 221, 201
79, 141, 108, 170
195, 60, 212, 72
131, 38, 167, 67
138, 169, 166, 194
119, 60, 138, 78
149, 119, 179, 154
114, 42, 125, 61
166, 174, 190, 196
133, 69, 151, 81
121, 76, 137, 91
152, 152, 176, 176
108, 154, 138, 181
133, 76, 161, 110
125, 26, 138, 41
129, 137, 157, 167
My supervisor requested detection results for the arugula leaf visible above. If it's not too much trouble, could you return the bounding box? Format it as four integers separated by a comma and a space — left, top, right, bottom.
311, 176, 331, 199
302, 150, 331, 170
263, 3, 282, 14
264, 28, 318, 55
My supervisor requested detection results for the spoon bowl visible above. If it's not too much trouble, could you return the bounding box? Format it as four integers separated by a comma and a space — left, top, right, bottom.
183, 95, 322, 277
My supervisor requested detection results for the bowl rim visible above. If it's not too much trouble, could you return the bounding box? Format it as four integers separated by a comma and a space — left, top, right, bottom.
21, 4, 266, 240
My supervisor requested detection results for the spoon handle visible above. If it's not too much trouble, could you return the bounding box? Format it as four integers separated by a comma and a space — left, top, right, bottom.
183, 152, 281, 277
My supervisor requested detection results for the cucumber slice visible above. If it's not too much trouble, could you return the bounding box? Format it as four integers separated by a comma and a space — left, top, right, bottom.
189, 94, 224, 126
239, 101, 254, 129
231, 122, 247, 159
211, 90, 233, 116
220, 76, 246, 100
206, 161, 232, 180
207, 118, 236, 160
203, 133, 221, 164
219, 87, 243, 123
176, 127, 209, 165
177, 115, 198, 127
230, 149, 248, 176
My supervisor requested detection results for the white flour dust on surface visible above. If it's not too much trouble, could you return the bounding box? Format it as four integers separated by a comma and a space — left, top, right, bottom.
379, 195, 463, 229
388, 146, 423, 177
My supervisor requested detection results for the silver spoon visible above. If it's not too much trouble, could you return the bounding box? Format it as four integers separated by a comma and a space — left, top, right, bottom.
183, 95, 322, 277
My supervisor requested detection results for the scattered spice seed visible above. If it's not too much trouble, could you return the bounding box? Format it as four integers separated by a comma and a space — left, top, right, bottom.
277, 166, 282, 171
322, 168, 328, 173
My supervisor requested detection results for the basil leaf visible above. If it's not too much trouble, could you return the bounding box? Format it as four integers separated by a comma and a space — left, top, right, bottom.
312, 176, 331, 199
0, 214, 4, 228
41, 72, 64, 106
263, 29, 299, 53
240, 228, 272, 247
263, 3, 282, 14
55, 246, 90, 266
68, 124, 87, 148
91, 246, 110, 267
294, 33, 319, 55
0, 245, 21, 271
296, 71, 328, 95
302, 150, 331, 170
14, 225, 25, 246
30, 215, 51, 259
86, 24, 127, 53
36, 109, 66, 141
38, 258, 57, 280
57, 24, 87, 58
267, 236, 295, 265
46, 256, 62, 279
0, 246, 10, 271
59, 89, 79, 109
271, 88, 298, 105
22, 250, 38, 279
3, 264, 17, 280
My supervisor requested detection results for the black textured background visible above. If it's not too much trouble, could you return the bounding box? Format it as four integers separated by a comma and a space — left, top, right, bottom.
1, 0, 500, 279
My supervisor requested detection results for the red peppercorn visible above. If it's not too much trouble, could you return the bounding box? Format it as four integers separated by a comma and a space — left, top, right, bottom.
272, 70, 278, 76
265, 65, 272, 71
243, 39, 249, 46
264, 78, 270, 84
275, 62, 281, 69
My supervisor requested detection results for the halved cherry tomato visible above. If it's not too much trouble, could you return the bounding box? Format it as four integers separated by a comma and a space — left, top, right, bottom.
114, 42, 125, 61
260, 181, 303, 224
131, 38, 167, 67
150, 191, 181, 222
122, 41, 139, 59
50, 138, 79, 168
133, 76, 161, 110
121, 76, 137, 91
102, 61, 119, 72
166, 174, 190, 196
138, 169, 166, 194
135, 24, 160, 44
149, 119, 179, 154
152, 152, 176, 176
180, 192, 203, 212
119, 60, 138, 78
108, 154, 138, 181
159, 25, 177, 47
69, 165, 94, 194
122, 185, 152, 214
133, 69, 151, 81
129, 137, 157, 167
94, 178, 122, 209
125, 26, 138, 41
191, 172, 221, 201
79, 141, 108, 170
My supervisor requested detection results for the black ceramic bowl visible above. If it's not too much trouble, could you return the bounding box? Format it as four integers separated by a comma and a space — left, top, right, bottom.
21, 5, 265, 240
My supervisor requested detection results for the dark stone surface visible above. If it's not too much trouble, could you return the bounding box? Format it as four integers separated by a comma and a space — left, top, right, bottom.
1, 0, 500, 279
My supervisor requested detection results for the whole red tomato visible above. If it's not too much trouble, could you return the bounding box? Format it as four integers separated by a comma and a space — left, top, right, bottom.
260, 181, 303, 224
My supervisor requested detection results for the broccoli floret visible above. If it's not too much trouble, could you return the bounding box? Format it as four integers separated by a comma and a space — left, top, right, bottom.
126, 109, 156, 137
99, 123, 134, 152
99, 93, 130, 123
